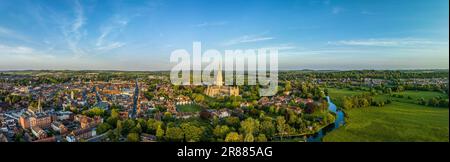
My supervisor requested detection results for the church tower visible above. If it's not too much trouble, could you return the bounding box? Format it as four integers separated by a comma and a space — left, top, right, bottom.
37, 97, 42, 113
129, 78, 139, 119
216, 64, 224, 86
70, 91, 74, 100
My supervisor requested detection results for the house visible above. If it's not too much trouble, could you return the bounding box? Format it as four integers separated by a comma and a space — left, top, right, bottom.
287, 106, 302, 114
215, 109, 231, 118
51, 121, 68, 134
240, 102, 252, 108
51, 111, 74, 121
0, 127, 7, 133
258, 97, 270, 106
141, 133, 157, 142
71, 127, 96, 141
31, 126, 47, 139
0, 133, 8, 142
75, 115, 102, 129
33, 136, 56, 142
66, 136, 76, 142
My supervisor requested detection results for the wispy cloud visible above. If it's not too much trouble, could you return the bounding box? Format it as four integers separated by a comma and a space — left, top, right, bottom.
62, 0, 86, 57
260, 43, 297, 51
0, 26, 30, 42
95, 15, 130, 51
223, 34, 274, 46
193, 21, 228, 27
361, 10, 376, 15
96, 42, 126, 51
332, 6, 344, 14
0, 44, 34, 54
0, 44, 54, 60
327, 38, 449, 47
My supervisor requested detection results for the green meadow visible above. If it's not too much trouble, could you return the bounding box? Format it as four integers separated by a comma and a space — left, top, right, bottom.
176, 104, 203, 113
327, 88, 366, 99
324, 88, 449, 142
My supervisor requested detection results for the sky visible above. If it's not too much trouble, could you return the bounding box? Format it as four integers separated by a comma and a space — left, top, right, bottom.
0, 0, 448, 71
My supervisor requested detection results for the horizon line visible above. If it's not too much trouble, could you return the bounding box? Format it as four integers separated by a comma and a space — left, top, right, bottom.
1, 68, 449, 72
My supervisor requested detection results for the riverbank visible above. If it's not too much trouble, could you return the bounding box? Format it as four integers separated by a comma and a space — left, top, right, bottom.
323, 101, 449, 142
272, 96, 345, 142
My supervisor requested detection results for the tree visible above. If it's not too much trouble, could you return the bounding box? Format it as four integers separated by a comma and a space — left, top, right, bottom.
121, 119, 136, 135
385, 88, 392, 94
244, 134, 254, 142
127, 133, 140, 142
137, 119, 147, 133
429, 97, 439, 107
181, 123, 203, 142
287, 110, 298, 125
342, 97, 353, 109
83, 107, 106, 118
213, 125, 230, 140
324, 88, 329, 96
224, 116, 240, 128
194, 94, 205, 103
106, 109, 119, 127
361, 99, 370, 108
260, 120, 275, 138
163, 112, 174, 122
276, 116, 286, 140
107, 130, 119, 142
111, 108, 119, 118
285, 81, 292, 92
165, 126, 184, 142
395, 85, 404, 92
156, 125, 165, 140
106, 116, 118, 128
130, 123, 142, 134
325, 113, 335, 124
240, 118, 260, 136
146, 119, 156, 133
96, 123, 112, 134
319, 91, 326, 99
256, 134, 268, 142
116, 120, 123, 136
225, 132, 242, 142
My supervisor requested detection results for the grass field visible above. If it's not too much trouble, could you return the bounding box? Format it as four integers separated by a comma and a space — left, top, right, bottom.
176, 104, 202, 112
370, 90, 448, 105
323, 102, 449, 142
393, 90, 448, 99
327, 88, 367, 106
327, 88, 366, 99
324, 88, 449, 142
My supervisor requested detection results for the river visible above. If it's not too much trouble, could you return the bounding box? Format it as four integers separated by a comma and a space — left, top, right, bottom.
306, 96, 345, 142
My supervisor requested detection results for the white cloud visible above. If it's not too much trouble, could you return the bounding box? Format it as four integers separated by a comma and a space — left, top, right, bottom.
0, 44, 55, 61
96, 42, 126, 51
72, 1, 84, 32
193, 21, 228, 27
0, 44, 34, 54
260, 44, 297, 51
327, 38, 449, 47
62, 0, 86, 57
0, 26, 30, 41
332, 6, 344, 14
224, 34, 274, 46
96, 15, 129, 51
361, 10, 376, 15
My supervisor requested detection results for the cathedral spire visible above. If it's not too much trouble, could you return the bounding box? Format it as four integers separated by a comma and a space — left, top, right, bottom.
216, 64, 224, 86
37, 97, 42, 113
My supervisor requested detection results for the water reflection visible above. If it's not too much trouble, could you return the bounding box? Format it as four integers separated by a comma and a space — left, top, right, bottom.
306, 96, 345, 142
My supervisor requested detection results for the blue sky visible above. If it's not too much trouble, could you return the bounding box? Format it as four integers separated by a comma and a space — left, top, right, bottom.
0, 0, 448, 70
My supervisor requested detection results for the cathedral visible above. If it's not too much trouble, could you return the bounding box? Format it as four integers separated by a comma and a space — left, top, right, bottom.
204, 65, 239, 97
